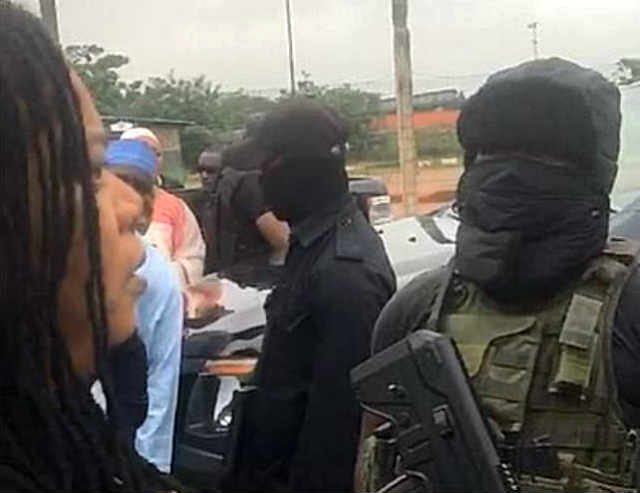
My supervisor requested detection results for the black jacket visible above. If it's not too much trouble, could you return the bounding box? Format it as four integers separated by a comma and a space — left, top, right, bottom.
239, 195, 396, 492
108, 331, 149, 447
202, 168, 269, 275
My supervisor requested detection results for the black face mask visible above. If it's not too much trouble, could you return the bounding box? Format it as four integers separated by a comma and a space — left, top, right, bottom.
455, 156, 609, 302
262, 156, 348, 224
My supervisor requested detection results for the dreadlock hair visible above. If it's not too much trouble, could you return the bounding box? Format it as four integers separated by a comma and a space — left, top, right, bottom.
0, 3, 174, 491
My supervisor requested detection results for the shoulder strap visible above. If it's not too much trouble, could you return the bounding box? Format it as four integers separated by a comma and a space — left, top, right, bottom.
404, 261, 455, 336
425, 262, 455, 332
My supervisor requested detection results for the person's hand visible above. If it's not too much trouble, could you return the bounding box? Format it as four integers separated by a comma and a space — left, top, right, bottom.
184, 278, 223, 319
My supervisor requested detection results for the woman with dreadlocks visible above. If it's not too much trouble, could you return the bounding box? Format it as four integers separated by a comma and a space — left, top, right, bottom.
0, 2, 183, 491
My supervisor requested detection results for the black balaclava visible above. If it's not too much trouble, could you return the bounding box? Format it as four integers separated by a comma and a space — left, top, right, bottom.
454, 58, 621, 302
254, 99, 349, 225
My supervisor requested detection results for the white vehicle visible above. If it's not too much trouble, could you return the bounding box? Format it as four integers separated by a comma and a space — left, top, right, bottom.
173, 205, 460, 487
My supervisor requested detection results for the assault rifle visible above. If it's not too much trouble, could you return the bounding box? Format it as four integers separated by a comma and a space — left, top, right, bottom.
351, 330, 520, 493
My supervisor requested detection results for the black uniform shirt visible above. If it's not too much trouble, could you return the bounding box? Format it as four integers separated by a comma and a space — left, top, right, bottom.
203, 169, 270, 274
251, 194, 396, 492
232, 171, 267, 223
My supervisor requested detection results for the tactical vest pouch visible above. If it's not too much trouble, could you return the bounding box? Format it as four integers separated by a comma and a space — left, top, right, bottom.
422, 241, 640, 490
441, 313, 540, 430
551, 294, 602, 393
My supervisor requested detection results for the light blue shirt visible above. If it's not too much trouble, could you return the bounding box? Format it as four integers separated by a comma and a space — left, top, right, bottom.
135, 240, 183, 473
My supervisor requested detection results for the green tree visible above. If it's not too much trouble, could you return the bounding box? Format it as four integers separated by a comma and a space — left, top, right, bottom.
215, 91, 275, 132
282, 73, 381, 160
65, 44, 139, 115
64, 45, 384, 163
180, 125, 216, 170
115, 70, 275, 134
127, 72, 220, 126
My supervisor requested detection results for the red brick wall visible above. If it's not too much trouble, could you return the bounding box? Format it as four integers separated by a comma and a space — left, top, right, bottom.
371, 108, 460, 132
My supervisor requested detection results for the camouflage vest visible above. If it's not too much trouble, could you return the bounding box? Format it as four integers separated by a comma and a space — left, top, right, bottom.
365, 239, 640, 493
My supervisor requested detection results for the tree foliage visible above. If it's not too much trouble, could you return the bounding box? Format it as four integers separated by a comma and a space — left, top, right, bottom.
64, 45, 383, 165
127, 73, 221, 126
65, 44, 136, 115
64, 44, 276, 133
180, 125, 216, 170
280, 72, 381, 159
215, 91, 276, 131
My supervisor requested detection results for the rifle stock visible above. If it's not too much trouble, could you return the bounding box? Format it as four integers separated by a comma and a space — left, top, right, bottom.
351, 330, 519, 493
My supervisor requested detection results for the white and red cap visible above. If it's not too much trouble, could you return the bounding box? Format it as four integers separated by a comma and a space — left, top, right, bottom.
120, 127, 161, 154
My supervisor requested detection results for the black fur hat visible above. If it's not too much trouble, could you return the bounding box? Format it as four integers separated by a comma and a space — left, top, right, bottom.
457, 58, 621, 194
252, 98, 349, 161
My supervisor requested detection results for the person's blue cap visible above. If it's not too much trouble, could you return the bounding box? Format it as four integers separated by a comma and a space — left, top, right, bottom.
104, 139, 156, 177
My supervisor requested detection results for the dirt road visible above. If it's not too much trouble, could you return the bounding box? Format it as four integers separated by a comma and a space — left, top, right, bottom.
369, 165, 462, 217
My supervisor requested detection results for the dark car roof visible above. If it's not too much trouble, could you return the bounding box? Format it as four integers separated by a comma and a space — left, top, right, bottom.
347, 176, 387, 195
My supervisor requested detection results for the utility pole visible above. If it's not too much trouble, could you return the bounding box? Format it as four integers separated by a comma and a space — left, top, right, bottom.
285, 0, 296, 95
392, 0, 417, 216
39, 0, 60, 43
527, 22, 539, 60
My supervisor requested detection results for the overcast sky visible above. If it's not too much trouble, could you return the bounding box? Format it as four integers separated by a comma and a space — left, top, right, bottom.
18, 0, 640, 96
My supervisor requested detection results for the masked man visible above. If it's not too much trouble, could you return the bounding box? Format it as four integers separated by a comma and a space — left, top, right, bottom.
231, 100, 396, 492
358, 58, 640, 493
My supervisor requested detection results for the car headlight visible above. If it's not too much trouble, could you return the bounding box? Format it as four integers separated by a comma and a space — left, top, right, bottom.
216, 404, 234, 428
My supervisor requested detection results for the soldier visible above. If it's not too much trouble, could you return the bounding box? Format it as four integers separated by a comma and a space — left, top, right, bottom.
357, 58, 640, 493
231, 100, 396, 492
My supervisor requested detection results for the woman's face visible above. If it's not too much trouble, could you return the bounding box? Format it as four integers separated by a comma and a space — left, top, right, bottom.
57, 74, 146, 375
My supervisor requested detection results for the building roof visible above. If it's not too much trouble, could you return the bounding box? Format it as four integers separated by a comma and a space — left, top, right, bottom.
380, 88, 465, 113
380, 87, 460, 102
102, 116, 194, 127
